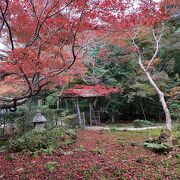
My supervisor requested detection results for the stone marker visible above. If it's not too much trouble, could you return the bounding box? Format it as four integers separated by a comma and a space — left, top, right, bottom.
33, 110, 46, 130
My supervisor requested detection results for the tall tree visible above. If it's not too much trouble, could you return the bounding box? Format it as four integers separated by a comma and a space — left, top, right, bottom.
131, 1, 179, 130
94, 0, 177, 129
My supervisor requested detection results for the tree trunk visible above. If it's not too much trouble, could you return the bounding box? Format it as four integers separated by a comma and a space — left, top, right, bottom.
140, 100, 147, 121
76, 98, 82, 126
138, 59, 172, 129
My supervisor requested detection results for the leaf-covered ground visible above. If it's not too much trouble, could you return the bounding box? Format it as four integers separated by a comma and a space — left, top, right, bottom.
0, 130, 179, 179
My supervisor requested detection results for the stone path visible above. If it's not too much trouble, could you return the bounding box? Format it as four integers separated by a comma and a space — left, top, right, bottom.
85, 126, 164, 131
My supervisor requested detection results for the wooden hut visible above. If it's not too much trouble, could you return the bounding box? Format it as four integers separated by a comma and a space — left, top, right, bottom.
57, 84, 122, 126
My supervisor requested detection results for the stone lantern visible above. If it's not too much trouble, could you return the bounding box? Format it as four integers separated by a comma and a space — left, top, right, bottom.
33, 110, 46, 130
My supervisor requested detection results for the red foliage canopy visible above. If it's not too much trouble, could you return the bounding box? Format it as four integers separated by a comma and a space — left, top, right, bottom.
61, 84, 122, 98
0, 0, 97, 107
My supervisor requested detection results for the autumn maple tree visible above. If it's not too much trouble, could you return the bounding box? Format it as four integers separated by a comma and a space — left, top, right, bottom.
0, 0, 128, 109
0, 0, 97, 108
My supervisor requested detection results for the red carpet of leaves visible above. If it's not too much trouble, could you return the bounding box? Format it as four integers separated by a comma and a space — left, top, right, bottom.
0, 130, 179, 179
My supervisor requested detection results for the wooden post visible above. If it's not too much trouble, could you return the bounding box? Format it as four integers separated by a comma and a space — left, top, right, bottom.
65, 99, 69, 111
37, 99, 43, 107
98, 110, 101, 124
57, 97, 60, 109
89, 102, 92, 126
111, 114, 115, 123
82, 112, 86, 127
76, 98, 82, 126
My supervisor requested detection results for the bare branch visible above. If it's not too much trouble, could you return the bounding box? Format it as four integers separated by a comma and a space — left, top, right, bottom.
0, 0, 14, 50
146, 23, 164, 71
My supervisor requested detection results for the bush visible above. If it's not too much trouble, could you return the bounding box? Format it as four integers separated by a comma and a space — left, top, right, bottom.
136, 157, 144, 163
41, 109, 77, 129
143, 120, 155, 126
4, 108, 34, 135
169, 101, 180, 122
6, 128, 76, 152
132, 119, 154, 128
44, 161, 58, 172
109, 126, 119, 132
56, 110, 78, 128
5, 155, 15, 161
3, 106, 78, 137
91, 147, 105, 154
132, 120, 144, 128
144, 142, 173, 153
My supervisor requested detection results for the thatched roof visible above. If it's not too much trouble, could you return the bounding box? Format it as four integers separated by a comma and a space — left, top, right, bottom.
59, 84, 123, 98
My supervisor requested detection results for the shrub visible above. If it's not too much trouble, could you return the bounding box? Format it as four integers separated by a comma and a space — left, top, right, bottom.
0, 139, 8, 147
130, 141, 138, 147
109, 126, 119, 132
132, 120, 144, 128
144, 139, 158, 143
132, 119, 154, 128
5, 155, 15, 161
44, 161, 58, 172
169, 101, 180, 122
6, 128, 76, 152
76, 145, 85, 151
143, 120, 155, 126
118, 140, 125, 146
41, 147, 54, 155
136, 157, 144, 163
57, 110, 78, 128
4, 108, 34, 135
41, 108, 78, 129
143, 142, 173, 153
91, 147, 105, 154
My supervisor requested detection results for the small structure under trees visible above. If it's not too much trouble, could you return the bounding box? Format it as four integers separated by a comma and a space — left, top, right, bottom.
58, 84, 122, 127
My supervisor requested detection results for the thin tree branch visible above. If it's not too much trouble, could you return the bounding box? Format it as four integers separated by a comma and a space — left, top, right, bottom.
146, 23, 164, 71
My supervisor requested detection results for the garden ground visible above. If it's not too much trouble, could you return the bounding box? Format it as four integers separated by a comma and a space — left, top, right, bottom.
0, 129, 180, 179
